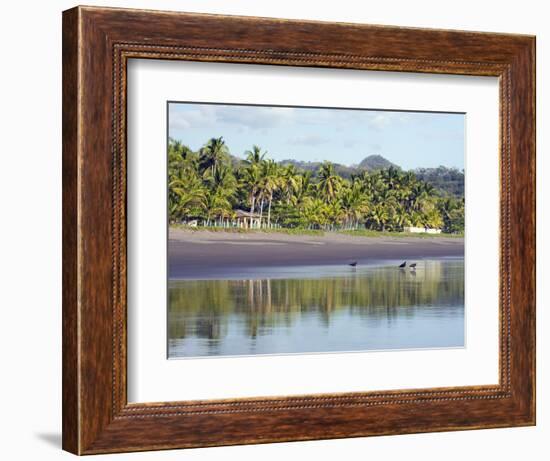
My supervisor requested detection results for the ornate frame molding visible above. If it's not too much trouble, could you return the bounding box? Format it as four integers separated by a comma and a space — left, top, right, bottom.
63, 6, 535, 454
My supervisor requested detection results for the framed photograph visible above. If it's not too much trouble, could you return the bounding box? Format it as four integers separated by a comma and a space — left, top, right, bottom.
62, 6, 535, 455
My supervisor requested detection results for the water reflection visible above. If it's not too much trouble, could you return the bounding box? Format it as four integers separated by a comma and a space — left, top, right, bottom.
168, 259, 464, 358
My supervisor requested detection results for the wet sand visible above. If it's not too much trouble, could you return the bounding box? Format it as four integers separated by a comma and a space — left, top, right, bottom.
169, 229, 464, 279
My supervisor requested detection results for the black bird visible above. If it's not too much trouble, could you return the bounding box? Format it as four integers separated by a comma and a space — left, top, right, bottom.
349, 261, 358, 267
410, 263, 417, 269
399, 261, 407, 268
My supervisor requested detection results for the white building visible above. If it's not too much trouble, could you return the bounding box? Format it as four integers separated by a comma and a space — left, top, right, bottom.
403, 226, 442, 234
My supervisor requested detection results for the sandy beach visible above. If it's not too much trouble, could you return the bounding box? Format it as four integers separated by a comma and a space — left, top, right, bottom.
168, 229, 464, 279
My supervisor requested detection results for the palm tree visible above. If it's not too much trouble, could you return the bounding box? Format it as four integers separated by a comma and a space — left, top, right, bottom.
301, 198, 326, 229
423, 182, 435, 196
366, 203, 390, 231
339, 184, 369, 229
168, 139, 194, 173
242, 162, 262, 219
244, 145, 266, 166
402, 171, 416, 187
438, 197, 464, 233
290, 170, 314, 222
205, 164, 237, 195
281, 164, 299, 205
204, 164, 237, 224
199, 137, 229, 177
323, 200, 344, 230
317, 162, 341, 203
388, 203, 408, 231
299, 170, 314, 199
382, 166, 401, 190
240, 145, 267, 224
259, 160, 281, 227
204, 189, 234, 226
168, 171, 207, 223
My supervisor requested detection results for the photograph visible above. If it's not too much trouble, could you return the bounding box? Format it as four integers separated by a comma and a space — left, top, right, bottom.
167, 102, 466, 358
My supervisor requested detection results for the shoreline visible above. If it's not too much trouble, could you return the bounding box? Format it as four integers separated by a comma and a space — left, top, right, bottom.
170, 224, 463, 239
169, 228, 464, 279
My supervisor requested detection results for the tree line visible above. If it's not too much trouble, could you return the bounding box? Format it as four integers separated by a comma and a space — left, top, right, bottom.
168, 137, 465, 233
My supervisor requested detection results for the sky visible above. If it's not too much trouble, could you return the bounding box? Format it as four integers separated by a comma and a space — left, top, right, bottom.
168, 102, 464, 170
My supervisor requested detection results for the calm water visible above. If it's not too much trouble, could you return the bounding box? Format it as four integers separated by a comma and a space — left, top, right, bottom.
168, 259, 464, 358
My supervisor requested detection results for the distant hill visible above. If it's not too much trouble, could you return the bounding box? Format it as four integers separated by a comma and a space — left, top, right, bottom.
278, 159, 321, 172
229, 155, 245, 168
414, 166, 464, 197
279, 154, 397, 178
279, 159, 357, 179
234, 154, 463, 197
357, 154, 398, 171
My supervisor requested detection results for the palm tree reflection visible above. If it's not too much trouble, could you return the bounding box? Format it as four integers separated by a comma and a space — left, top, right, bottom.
168, 260, 464, 344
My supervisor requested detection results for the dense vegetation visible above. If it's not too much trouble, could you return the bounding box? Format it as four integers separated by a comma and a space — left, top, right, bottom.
168, 137, 465, 233
278, 154, 397, 180
414, 166, 465, 197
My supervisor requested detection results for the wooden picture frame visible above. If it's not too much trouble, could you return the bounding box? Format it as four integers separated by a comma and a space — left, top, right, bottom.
62, 5, 535, 455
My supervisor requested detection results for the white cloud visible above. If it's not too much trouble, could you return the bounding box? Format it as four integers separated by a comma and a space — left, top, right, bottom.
216, 106, 295, 129
169, 103, 406, 132
365, 111, 411, 130
168, 103, 416, 137
287, 134, 330, 146
168, 104, 217, 131
169, 104, 296, 132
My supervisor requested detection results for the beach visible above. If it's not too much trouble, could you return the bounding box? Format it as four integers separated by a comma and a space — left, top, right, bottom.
168, 228, 464, 279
